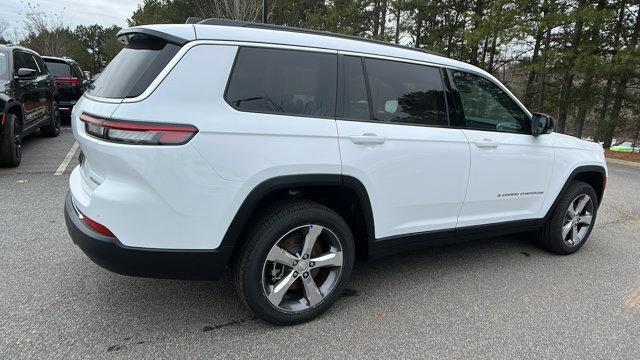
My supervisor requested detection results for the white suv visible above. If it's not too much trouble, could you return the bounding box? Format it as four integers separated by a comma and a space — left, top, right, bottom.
64, 19, 607, 325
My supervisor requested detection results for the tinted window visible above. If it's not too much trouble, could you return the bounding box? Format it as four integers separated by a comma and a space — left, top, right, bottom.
45, 61, 72, 77
0, 52, 8, 80
226, 47, 337, 118
72, 63, 84, 78
342, 56, 370, 120
451, 70, 529, 133
13, 52, 32, 71
87, 36, 180, 98
364, 58, 447, 126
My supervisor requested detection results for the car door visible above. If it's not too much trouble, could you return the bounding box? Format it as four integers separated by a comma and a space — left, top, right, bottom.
447, 69, 555, 228
13, 51, 42, 128
29, 54, 53, 123
336, 54, 470, 240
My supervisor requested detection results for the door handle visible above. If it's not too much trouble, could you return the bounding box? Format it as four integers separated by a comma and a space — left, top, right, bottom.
474, 139, 498, 148
349, 133, 386, 145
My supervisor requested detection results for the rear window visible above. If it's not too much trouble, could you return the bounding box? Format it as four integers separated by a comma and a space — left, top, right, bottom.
225, 47, 337, 118
44, 61, 72, 77
87, 36, 180, 99
0, 52, 7, 80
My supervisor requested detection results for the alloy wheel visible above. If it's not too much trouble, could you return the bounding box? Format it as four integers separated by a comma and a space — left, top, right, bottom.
562, 194, 594, 247
262, 224, 344, 312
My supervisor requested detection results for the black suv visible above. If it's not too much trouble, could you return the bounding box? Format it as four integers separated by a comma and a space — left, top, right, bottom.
42, 56, 89, 116
0, 45, 59, 167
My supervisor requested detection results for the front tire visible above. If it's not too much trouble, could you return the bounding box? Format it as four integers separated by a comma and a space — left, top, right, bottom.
0, 113, 22, 167
535, 181, 598, 255
235, 199, 355, 325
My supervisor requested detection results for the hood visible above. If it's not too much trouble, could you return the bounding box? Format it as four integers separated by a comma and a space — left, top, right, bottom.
548, 132, 603, 151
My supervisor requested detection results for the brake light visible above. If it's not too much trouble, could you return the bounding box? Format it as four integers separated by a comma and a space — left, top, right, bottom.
80, 113, 198, 145
55, 77, 79, 86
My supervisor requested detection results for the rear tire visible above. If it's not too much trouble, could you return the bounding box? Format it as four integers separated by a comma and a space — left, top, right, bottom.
235, 199, 355, 325
0, 113, 22, 167
40, 100, 60, 137
535, 181, 597, 255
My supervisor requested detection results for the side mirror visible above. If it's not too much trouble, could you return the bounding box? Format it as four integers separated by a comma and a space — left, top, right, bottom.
16, 68, 37, 80
531, 112, 554, 136
83, 71, 92, 81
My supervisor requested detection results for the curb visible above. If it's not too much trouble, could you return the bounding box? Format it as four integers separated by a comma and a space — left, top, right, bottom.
606, 158, 640, 168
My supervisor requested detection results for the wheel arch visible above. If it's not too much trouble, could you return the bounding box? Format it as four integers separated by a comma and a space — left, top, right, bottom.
220, 174, 375, 264
2, 100, 23, 128
545, 165, 607, 219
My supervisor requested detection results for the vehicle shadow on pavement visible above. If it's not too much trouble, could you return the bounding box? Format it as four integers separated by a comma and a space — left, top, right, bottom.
76, 233, 541, 335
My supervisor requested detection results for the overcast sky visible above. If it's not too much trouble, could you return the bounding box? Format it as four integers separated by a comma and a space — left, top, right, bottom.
1, 0, 143, 39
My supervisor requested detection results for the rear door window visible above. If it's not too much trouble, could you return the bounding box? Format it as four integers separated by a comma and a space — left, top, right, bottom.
45, 61, 71, 77
341, 56, 370, 120
225, 47, 337, 118
364, 58, 448, 126
87, 36, 180, 99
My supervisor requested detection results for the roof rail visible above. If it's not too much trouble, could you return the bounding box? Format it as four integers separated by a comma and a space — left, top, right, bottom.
196, 18, 442, 57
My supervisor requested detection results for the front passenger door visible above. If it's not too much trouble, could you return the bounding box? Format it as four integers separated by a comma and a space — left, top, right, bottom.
449, 70, 555, 228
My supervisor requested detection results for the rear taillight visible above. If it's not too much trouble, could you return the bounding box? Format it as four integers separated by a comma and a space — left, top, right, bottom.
55, 77, 79, 86
80, 113, 198, 145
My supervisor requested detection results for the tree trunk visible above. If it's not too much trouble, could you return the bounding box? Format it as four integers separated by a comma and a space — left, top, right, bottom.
414, 15, 422, 48
525, 26, 544, 108
469, 0, 484, 65
573, 0, 607, 139
556, 0, 587, 134
536, 25, 553, 112
602, 5, 640, 148
394, 6, 401, 44
372, 0, 380, 38
379, 0, 388, 41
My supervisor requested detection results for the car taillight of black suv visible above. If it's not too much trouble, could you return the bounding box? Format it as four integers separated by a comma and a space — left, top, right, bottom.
42, 57, 89, 116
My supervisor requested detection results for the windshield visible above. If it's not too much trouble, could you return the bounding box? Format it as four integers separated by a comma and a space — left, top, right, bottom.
0, 52, 8, 80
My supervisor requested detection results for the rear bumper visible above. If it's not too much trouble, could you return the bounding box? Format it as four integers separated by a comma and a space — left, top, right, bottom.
64, 192, 230, 280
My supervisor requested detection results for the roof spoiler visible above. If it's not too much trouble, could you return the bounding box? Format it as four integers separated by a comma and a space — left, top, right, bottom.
116, 27, 189, 46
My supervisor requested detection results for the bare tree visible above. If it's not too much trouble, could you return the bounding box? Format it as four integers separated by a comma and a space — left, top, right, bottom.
20, 1, 71, 56
196, 0, 262, 21
0, 19, 8, 37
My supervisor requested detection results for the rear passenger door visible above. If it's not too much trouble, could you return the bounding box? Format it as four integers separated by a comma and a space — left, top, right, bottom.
336, 55, 470, 239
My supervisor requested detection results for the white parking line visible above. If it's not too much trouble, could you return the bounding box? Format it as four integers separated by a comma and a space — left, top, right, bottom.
54, 141, 79, 176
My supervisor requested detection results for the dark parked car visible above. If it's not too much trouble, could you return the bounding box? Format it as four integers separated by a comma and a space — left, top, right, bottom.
42, 56, 89, 116
0, 44, 59, 167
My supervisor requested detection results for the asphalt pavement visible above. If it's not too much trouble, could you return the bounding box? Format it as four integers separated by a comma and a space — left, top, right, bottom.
1, 128, 639, 359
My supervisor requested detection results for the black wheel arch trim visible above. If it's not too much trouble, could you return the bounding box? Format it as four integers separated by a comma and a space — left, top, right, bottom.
544, 165, 607, 219
218, 174, 375, 262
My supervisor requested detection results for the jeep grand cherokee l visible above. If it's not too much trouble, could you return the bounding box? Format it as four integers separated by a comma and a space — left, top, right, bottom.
1, 45, 59, 167
42, 56, 89, 116
64, 20, 607, 325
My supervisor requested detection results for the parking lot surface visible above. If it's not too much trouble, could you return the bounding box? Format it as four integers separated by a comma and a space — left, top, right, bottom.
1, 128, 639, 359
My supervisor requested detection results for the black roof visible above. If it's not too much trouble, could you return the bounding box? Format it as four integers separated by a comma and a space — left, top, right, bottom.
193, 18, 442, 57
